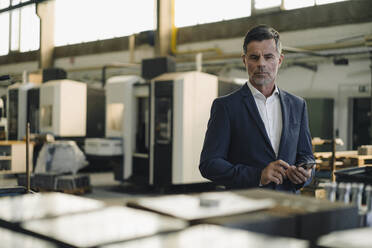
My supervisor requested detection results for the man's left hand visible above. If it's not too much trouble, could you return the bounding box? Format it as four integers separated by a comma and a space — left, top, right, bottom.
286, 165, 313, 185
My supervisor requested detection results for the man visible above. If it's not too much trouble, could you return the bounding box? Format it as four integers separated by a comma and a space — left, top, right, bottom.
199, 25, 315, 192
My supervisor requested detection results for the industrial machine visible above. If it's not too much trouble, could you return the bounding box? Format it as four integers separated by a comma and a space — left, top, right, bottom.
98, 75, 148, 180
114, 71, 218, 187
149, 71, 218, 186
105, 75, 141, 138
40, 80, 86, 137
39, 79, 105, 138
7, 82, 36, 140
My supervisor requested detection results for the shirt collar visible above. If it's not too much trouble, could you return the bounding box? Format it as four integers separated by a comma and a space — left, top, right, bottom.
246, 81, 279, 99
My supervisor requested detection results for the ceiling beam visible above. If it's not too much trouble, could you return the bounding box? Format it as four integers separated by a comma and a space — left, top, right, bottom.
1, 0, 371, 65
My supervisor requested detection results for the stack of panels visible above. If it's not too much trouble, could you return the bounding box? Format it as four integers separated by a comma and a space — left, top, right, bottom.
126, 189, 359, 242
17, 173, 91, 192
0, 192, 187, 248
0, 192, 104, 230
0, 226, 57, 248
17, 173, 36, 189
55, 174, 90, 191
101, 225, 309, 248
21, 206, 187, 248
34, 173, 59, 190
317, 227, 372, 248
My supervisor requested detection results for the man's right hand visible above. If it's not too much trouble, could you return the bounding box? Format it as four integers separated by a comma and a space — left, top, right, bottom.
260, 160, 290, 185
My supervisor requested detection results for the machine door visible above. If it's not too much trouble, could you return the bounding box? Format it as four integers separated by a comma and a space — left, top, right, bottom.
153, 81, 173, 186
132, 94, 150, 183
27, 88, 40, 134
8, 90, 18, 140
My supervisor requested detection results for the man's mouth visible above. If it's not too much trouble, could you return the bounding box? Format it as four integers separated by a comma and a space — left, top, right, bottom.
254, 72, 267, 76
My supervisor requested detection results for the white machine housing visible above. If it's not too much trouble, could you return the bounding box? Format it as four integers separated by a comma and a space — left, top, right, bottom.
7, 82, 35, 140
84, 138, 123, 156
150, 71, 218, 185
106, 75, 144, 179
40, 80, 87, 137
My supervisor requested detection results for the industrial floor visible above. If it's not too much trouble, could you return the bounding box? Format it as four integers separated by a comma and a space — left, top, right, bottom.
0, 171, 220, 206
0, 172, 153, 206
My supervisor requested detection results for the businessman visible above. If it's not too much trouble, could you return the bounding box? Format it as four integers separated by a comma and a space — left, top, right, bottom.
199, 25, 315, 192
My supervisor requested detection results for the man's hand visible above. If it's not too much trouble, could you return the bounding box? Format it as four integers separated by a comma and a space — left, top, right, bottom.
286, 165, 313, 185
260, 160, 290, 185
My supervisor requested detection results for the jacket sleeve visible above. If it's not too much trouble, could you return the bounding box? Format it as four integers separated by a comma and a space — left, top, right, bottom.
199, 99, 262, 188
294, 100, 315, 189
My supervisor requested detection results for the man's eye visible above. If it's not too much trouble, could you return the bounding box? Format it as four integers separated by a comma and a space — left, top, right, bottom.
249, 55, 259, 60
264, 55, 274, 60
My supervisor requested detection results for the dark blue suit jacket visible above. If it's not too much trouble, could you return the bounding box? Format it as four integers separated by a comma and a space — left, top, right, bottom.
199, 83, 315, 192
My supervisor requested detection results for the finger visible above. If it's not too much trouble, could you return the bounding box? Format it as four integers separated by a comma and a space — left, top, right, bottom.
297, 167, 311, 179
274, 166, 287, 179
269, 175, 281, 185
277, 160, 290, 169
287, 173, 296, 184
289, 167, 304, 184
272, 171, 283, 184
267, 169, 281, 184
288, 171, 302, 184
293, 168, 307, 182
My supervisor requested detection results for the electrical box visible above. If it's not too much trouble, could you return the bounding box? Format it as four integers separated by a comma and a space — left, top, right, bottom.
0, 141, 33, 174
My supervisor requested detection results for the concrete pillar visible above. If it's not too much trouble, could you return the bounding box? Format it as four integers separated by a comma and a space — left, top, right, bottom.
155, 0, 173, 56
36, 0, 55, 69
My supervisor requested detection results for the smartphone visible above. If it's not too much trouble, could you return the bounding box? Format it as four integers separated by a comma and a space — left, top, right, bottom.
297, 161, 316, 170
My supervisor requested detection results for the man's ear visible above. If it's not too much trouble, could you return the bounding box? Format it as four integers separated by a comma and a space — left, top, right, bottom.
242, 54, 246, 66
278, 53, 284, 67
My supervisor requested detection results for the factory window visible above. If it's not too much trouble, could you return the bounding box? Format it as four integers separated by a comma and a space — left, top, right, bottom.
10, 0, 20, 51
54, 0, 155, 46
315, 0, 347, 5
254, 0, 281, 10
283, 0, 314, 10
0, 0, 39, 55
175, 0, 251, 28
0, 0, 10, 55
19, 3, 40, 52
284, 0, 347, 9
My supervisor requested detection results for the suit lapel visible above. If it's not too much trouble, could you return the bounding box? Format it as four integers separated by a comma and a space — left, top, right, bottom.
278, 89, 289, 158
241, 84, 275, 157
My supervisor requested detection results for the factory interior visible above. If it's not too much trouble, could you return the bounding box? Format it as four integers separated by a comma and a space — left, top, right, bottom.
0, 0, 372, 247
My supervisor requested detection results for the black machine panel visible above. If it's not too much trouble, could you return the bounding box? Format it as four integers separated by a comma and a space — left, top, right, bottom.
27, 87, 40, 134
153, 81, 173, 186
141, 57, 176, 80
86, 87, 105, 138
7, 89, 18, 140
42, 68, 67, 83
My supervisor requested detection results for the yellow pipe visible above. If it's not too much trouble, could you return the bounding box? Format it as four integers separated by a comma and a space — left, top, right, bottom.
170, 0, 177, 54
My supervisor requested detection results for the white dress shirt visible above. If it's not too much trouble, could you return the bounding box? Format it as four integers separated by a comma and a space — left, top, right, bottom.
247, 82, 282, 157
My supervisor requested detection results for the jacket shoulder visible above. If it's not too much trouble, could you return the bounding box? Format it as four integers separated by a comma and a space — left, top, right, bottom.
214, 85, 244, 105
280, 89, 305, 105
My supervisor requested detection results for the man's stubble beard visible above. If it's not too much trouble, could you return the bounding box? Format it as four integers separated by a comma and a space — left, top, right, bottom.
251, 76, 272, 86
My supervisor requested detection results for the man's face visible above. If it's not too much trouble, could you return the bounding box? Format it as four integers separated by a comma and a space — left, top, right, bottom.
242, 39, 283, 87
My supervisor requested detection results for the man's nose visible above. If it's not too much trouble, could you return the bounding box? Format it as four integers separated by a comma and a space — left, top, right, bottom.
257, 56, 266, 66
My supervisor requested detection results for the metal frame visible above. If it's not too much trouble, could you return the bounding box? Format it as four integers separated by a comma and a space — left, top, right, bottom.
1, 0, 46, 56
0, 0, 48, 14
